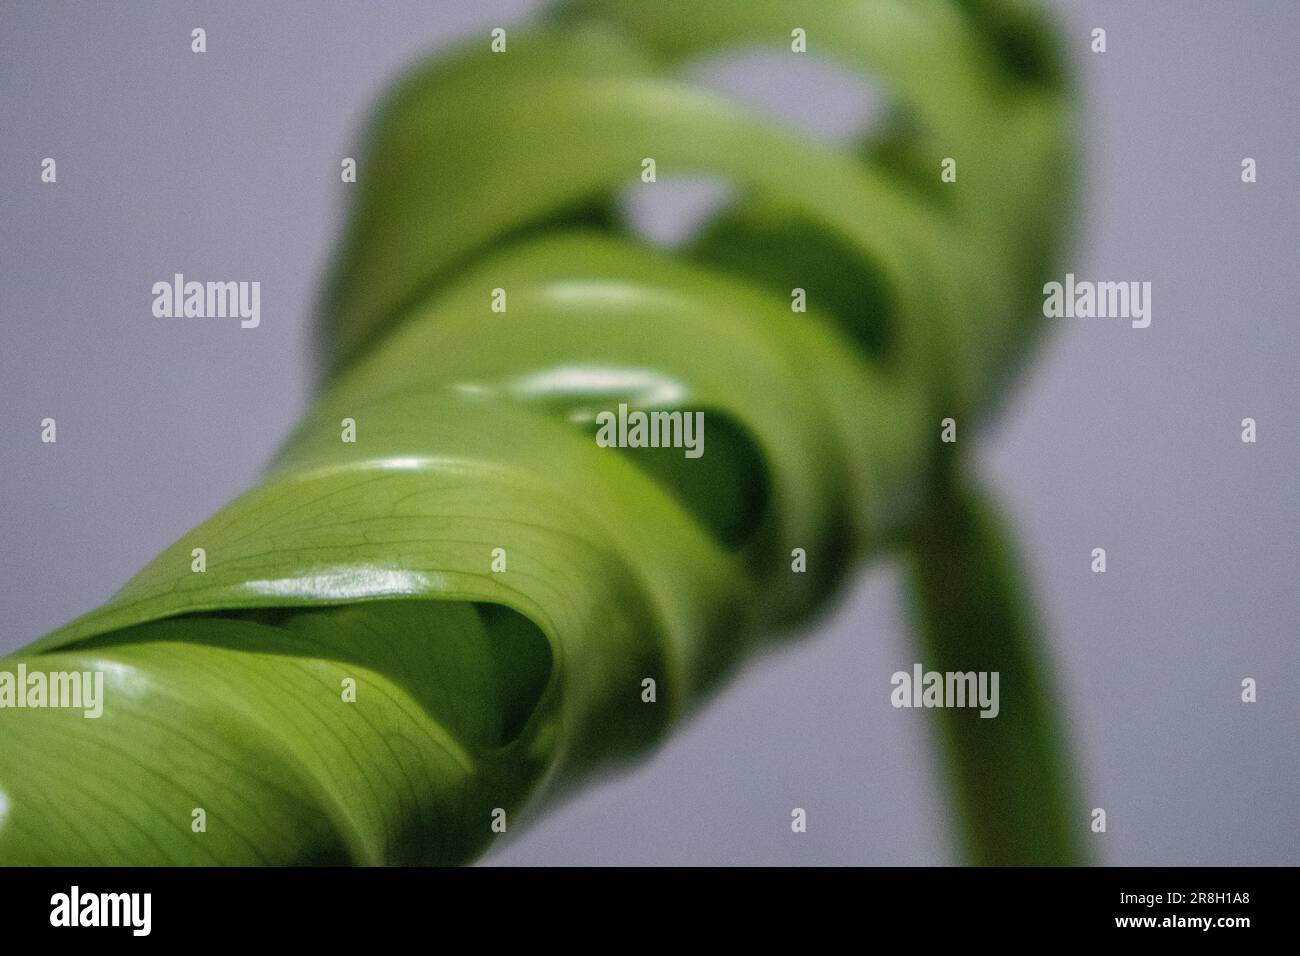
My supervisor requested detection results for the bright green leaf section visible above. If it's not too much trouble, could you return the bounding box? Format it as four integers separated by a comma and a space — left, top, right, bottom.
0, 0, 1082, 865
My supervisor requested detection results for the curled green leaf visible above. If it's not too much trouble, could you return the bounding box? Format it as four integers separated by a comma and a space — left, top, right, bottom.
0, 0, 1081, 865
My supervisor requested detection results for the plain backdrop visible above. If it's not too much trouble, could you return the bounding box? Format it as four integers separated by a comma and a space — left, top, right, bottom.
2, 1, 1297, 865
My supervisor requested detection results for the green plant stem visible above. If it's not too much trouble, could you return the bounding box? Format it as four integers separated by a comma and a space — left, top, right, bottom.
907, 464, 1086, 865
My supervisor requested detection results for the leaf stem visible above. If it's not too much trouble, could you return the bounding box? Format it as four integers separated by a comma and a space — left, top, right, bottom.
906, 465, 1086, 865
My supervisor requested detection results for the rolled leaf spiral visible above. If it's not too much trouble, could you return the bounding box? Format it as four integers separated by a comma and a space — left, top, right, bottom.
0, 0, 1077, 865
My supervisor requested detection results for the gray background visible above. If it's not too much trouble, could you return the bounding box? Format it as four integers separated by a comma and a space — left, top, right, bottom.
1, 1, 1296, 865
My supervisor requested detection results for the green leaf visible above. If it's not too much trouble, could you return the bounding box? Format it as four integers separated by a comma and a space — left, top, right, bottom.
0, 0, 1080, 865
